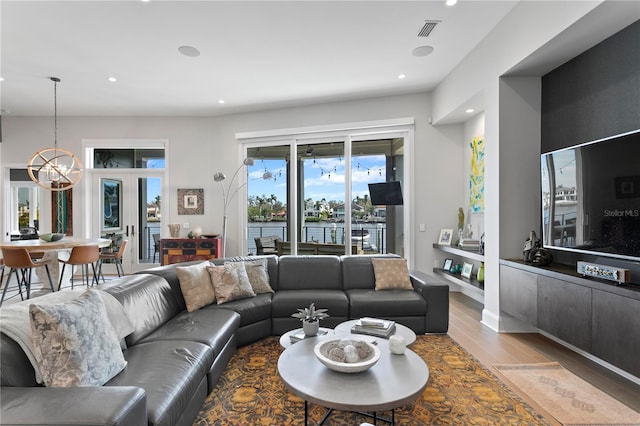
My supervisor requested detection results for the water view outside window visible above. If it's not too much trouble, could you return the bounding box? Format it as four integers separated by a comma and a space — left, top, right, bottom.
246, 139, 403, 255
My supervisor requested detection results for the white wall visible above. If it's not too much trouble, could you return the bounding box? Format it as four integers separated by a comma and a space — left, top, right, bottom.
429, 0, 627, 331
1, 92, 464, 273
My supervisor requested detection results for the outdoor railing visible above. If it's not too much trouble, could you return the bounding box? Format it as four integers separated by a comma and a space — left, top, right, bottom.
247, 224, 386, 255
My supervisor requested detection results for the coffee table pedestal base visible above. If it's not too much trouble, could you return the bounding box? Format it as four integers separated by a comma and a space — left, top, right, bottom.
305, 401, 396, 426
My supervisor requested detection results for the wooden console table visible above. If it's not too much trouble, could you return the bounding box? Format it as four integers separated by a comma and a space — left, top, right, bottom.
159, 237, 222, 265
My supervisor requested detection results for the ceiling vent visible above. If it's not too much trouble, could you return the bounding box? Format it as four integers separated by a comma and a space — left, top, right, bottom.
418, 20, 440, 38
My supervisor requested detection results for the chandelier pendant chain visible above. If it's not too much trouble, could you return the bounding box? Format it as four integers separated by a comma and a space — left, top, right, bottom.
53, 77, 58, 154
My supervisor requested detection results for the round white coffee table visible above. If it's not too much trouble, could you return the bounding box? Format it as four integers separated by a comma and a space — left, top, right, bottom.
278, 336, 429, 425
334, 319, 417, 346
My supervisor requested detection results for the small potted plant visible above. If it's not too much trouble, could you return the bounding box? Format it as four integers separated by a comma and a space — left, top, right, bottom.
291, 303, 329, 336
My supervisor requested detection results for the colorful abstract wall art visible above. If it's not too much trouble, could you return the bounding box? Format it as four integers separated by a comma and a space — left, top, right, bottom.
469, 136, 485, 212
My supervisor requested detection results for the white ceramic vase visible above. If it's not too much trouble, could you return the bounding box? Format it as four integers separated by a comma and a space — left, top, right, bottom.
303, 320, 319, 337
389, 334, 406, 355
168, 224, 181, 238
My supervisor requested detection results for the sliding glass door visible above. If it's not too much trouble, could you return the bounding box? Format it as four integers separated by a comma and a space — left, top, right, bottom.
245, 136, 405, 256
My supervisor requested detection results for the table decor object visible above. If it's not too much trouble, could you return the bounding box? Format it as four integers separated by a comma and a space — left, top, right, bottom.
168, 224, 181, 238
39, 233, 65, 242
389, 335, 407, 354
291, 302, 329, 336
314, 338, 380, 373
289, 328, 330, 344
351, 317, 396, 338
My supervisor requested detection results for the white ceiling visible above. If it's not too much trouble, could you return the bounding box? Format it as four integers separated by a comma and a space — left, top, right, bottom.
0, 0, 520, 117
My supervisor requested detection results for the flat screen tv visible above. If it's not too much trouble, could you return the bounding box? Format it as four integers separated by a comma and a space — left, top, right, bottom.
369, 181, 403, 206
541, 129, 640, 261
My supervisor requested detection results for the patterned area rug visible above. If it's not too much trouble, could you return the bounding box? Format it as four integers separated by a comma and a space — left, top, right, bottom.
494, 362, 640, 425
194, 335, 548, 425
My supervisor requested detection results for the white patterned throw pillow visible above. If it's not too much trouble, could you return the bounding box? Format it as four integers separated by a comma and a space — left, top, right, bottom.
207, 262, 256, 304
29, 289, 127, 387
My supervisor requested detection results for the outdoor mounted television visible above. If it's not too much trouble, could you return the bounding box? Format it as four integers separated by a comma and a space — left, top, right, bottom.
541, 129, 640, 261
369, 181, 403, 206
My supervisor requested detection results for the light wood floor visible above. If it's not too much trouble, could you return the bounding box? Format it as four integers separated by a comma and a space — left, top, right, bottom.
448, 291, 640, 425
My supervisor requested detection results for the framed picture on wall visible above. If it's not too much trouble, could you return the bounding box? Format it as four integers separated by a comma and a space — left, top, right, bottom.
438, 229, 453, 245
178, 188, 204, 215
461, 262, 474, 279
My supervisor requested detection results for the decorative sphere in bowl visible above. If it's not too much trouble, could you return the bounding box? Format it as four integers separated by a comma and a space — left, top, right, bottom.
314, 338, 380, 373
39, 233, 64, 242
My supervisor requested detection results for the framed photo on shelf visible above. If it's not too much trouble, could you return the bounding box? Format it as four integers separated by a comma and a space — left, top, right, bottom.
438, 228, 453, 245
443, 258, 453, 272
461, 262, 474, 279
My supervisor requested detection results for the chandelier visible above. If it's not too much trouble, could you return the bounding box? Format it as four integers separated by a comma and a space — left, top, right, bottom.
27, 77, 83, 191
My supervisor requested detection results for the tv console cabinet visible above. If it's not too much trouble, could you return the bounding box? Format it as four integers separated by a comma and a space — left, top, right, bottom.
500, 259, 640, 379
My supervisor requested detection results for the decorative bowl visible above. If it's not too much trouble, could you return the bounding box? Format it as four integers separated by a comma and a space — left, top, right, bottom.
39, 233, 65, 242
314, 338, 380, 373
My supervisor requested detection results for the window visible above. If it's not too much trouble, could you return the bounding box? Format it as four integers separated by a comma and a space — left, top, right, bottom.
9, 169, 41, 238
241, 120, 412, 258
92, 149, 165, 169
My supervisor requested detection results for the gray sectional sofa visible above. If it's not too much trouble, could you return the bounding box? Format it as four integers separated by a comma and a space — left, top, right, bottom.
0, 254, 448, 426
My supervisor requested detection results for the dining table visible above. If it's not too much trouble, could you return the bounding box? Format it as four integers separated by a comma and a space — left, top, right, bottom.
0, 237, 112, 291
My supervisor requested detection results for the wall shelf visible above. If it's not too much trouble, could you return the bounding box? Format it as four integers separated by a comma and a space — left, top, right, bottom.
433, 244, 484, 262
433, 268, 485, 291
433, 243, 485, 301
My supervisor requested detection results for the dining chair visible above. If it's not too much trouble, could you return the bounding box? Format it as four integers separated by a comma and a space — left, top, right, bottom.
152, 234, 160, 262
98, 240, 127, 282
0, 247, 55, 306
58, 245, 100, 290
0, 258, 5, 301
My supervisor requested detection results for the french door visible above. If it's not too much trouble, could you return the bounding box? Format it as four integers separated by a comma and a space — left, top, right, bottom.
91, 170, 163, 274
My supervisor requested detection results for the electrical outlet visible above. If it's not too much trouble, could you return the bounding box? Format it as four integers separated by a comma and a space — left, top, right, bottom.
183, 222, 190, 229
419, 224, 426, 232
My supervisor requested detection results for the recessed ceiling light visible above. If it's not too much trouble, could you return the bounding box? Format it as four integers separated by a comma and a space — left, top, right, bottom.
398, 74, 406, 79
108, 77, 117, 82
412, 46, 434, 57
218, 100, 225, 104
178, 46, 200, 57
466, 108, 475, 113
446, 0, 458, 6
0, 77, 4, 81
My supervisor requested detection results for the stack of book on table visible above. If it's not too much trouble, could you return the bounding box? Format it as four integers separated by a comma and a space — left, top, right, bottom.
289, 328, 329, 344
351, 317, 396, 338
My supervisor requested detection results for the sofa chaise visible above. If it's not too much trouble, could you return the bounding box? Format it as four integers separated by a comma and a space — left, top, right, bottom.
0, 254, 448, 426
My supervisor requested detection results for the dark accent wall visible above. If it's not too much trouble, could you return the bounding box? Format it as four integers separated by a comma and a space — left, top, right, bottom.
541, 20, 640, 153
